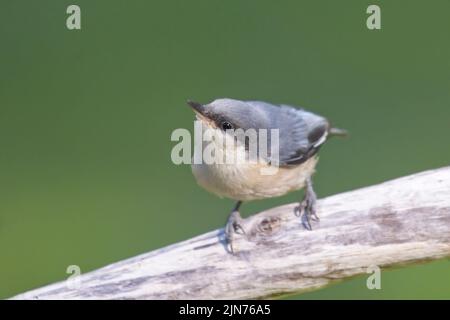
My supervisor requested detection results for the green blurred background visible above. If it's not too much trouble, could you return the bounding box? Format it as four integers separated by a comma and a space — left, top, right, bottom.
1, 0, 449, 299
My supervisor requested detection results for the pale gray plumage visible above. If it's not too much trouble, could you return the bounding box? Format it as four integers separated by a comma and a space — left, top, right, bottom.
199, 98, 332, 166
186, 98, 346, 253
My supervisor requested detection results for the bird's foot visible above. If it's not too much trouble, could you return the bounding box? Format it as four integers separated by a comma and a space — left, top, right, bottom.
297, 194, 319, 230
295, 178, 319, 230
225, 210, 246, 254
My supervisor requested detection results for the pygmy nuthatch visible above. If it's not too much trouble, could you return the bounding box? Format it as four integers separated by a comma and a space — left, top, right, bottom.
187, 98, 346, 253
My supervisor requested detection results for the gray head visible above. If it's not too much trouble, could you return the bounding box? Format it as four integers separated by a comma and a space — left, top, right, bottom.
187, 98, 272, 132
187, 98, 346, 166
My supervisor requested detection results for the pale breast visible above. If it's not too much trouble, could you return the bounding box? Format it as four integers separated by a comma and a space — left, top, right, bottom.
191, 156, 318, 201
190, 123, 319, 201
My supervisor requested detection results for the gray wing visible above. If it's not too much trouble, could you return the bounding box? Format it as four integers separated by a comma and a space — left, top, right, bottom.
276, 105, 330, 166
247, 101, 330, 166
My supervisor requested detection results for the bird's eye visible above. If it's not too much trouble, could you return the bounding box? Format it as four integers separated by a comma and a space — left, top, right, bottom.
221, 121, 233, 131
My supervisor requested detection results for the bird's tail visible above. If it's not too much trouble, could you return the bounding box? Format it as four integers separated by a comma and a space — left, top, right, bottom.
328, 127, 348, 137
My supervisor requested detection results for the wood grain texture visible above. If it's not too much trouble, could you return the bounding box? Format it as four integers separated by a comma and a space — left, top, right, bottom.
12, 167, 450, 300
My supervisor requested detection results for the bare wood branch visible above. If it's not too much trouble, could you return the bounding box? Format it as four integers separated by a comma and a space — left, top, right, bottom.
11, 167, 450, 300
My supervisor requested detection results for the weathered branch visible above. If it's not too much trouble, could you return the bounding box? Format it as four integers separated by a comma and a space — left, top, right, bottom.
12, 167, 450, 300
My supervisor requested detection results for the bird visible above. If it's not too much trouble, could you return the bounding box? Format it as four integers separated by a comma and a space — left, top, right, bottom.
187, 98, 347, 253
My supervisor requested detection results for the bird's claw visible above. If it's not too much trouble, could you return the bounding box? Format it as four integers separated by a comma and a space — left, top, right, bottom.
298, 198, 318, 230
296, 178, 319, 230
225, 210, 246, 254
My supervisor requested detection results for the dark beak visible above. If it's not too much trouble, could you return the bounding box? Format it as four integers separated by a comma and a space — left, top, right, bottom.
187, 100, 206, 116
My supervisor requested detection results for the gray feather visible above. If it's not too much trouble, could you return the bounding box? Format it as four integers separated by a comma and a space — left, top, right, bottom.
245, 101, 330, 166
205, 98, 332, 166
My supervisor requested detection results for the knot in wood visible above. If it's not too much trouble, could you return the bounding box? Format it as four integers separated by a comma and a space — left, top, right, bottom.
256, 216, 281, 236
